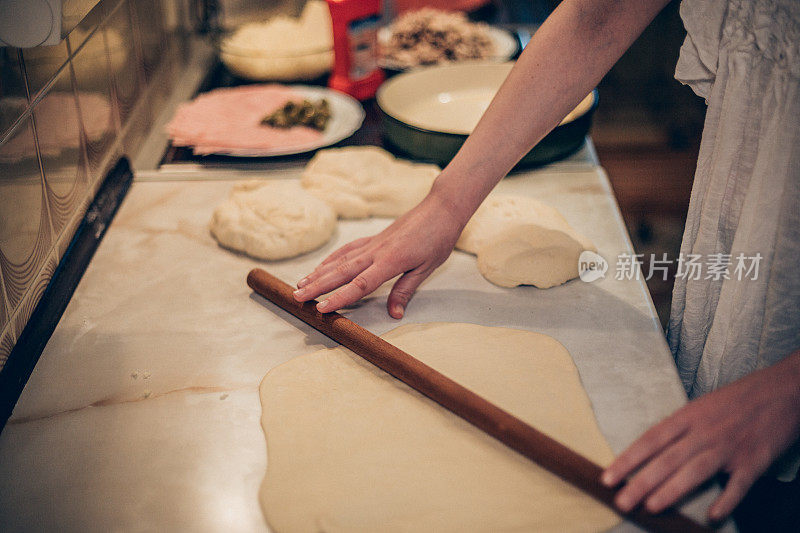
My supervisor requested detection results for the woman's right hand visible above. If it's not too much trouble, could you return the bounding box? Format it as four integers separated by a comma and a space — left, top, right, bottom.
292, 191, 465, 319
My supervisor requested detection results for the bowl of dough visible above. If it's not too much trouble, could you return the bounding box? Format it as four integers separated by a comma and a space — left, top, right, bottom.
218, 0, 334, 81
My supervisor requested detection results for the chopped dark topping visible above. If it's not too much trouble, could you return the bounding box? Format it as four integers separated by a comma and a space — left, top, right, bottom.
383, 9, 495, 68
261, 99, 331, 130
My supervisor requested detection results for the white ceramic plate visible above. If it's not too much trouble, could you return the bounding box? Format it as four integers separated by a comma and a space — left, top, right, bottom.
211, 86, 365, 157
378, 26, 518, 71
377, 62, 595, 135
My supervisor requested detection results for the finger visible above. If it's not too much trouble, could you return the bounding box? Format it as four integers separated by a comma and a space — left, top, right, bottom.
317, 263, 395, 313
614, 435, 700, 512
296, 238, 371, 289
644, 450, 724, 514
298, 252, 363, 293
602, 413, 689, 488
320, 237, 372, 267
294, 254, 373, 302
387, 268, 430, 319
708, 470, 758, 522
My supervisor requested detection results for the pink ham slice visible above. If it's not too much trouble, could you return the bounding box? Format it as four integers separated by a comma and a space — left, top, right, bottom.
166, 85, 324, 155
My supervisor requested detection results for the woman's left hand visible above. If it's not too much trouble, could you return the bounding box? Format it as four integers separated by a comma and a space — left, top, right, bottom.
601, 351, 800, 522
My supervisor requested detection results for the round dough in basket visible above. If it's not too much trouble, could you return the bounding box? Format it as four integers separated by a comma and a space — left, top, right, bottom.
210, 180, 336, 260
301, 146, 440, 219
456, 194, 594, 254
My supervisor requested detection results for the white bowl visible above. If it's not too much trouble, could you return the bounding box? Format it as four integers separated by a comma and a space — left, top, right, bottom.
220, 43, 334, 82
378, 62, 594, 135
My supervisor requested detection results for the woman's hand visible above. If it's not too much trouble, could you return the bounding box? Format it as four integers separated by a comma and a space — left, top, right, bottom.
292, 191, 466, 318
602, 351, 800, 522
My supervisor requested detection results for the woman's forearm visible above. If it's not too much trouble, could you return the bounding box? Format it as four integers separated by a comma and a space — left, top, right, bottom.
431, 0, 671, 226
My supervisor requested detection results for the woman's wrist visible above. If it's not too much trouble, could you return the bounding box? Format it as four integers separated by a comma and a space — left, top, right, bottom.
429, 162, 505, 227
424, 179, 473, 234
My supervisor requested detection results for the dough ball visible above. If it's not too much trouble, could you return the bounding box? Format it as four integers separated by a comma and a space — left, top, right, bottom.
456, 194, 594, 254
301, 146, 440, 219
476, 224, 586, 288
209, 180, 336, 260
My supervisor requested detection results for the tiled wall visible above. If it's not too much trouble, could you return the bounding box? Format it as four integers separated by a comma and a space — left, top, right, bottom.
0, 0, 191, 369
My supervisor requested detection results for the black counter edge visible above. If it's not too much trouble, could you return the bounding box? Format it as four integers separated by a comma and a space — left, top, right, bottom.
0, 157, 134, 432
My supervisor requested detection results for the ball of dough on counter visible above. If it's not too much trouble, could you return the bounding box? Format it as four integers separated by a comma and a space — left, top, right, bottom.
209, 180, 336, 260
301, 146, 440, 219
456, 194, 594, 254
476, 224, 587, 288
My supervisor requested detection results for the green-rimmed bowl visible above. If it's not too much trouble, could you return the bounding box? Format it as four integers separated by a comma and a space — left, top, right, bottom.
376, 62, 598, 168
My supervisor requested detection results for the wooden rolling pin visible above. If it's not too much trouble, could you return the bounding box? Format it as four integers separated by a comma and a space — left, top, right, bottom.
247, 268, 712, 533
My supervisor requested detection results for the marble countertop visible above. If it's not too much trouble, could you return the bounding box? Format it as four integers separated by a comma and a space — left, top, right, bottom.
0, 164, 729, 532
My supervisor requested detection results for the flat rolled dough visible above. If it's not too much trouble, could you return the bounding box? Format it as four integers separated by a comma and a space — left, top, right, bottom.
209, 180, 336, 260
259, 322, 621, 533
300, 146, 440, 219
477, 224, 587, 288
456, 194, 595, 254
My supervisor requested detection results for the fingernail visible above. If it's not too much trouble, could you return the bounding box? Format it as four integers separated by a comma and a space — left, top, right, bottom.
600, 471, 615, 487
645, 497, 662, 513
392, 305, 404, 319
297, 277, 309, 288
616, 494, 632, 512
317, 300, 330, 312
293, 288, 305, 299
